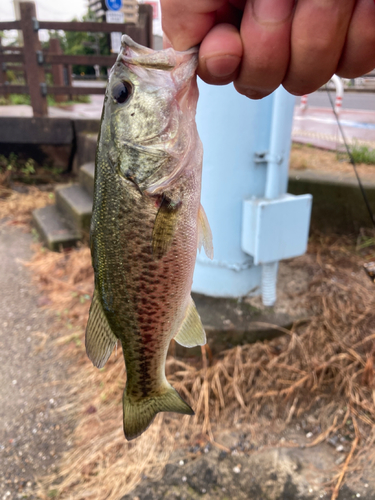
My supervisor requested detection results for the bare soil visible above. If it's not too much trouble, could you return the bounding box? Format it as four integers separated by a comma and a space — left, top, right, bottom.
290, 143, 375, 182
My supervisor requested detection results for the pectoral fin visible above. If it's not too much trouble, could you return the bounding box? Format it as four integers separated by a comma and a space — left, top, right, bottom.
152, 196, 181, 259
198, 204, 214, 260
174, 298, 206, 348
85, 289, 118, 369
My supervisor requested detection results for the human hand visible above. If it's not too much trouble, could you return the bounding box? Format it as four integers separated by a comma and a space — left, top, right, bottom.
161, 0, 375, 99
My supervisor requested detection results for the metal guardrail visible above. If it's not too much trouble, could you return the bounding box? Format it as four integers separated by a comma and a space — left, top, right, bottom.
0, 1, 152, 116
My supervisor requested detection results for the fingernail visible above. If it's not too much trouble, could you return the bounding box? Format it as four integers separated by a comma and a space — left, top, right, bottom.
253, 0, 295, 23
234, 81, 274, 100
205, 55, 241, 78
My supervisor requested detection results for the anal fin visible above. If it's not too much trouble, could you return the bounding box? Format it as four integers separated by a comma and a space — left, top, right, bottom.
174, 297, 206, 348
198, 204, 214, 259
85, 289, 118, 368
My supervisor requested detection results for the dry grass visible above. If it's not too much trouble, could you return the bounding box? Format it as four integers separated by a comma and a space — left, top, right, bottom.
25, 233, 375, 500
290, 143, 375, 183
0, 187, 54, 225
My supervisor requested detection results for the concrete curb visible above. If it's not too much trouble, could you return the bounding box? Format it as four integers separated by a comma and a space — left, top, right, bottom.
288, 168, 375, 233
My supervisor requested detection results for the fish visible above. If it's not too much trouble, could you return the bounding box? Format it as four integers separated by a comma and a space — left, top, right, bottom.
85, 35, 213, 441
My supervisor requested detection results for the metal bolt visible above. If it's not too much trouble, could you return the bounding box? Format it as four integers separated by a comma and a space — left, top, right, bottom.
32, 17, 39, 31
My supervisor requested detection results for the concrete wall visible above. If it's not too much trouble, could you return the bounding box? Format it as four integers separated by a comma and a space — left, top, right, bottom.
0, 117, 99, 172
289, 168, 375, 233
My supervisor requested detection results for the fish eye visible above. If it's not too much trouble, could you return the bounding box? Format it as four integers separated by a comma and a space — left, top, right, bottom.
112, 81, 132, 104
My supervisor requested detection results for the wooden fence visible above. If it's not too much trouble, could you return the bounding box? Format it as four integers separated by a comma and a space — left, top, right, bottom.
0, 1, 153, 117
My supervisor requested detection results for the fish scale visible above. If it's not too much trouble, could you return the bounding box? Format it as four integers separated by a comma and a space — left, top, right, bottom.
85, 35, 213, 440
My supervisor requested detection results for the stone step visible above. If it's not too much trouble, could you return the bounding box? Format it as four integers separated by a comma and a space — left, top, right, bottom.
55, 184, 93, 233
32, 205, 81, 251
79, 162, 95, 198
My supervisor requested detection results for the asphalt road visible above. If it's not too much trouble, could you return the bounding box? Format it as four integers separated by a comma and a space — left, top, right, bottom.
72, 80, 375, 111
296, 90, 375, 111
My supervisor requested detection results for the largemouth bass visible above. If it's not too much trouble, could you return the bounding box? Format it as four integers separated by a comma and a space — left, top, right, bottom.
85, 36, 213, 440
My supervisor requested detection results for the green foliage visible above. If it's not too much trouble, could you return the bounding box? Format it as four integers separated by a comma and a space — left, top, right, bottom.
356, 229, 375, 250
46, 95, 91, 106
0, 152, 17, 171
0, 94, 31, 105
0, 153, 66, 185
0, 94, 90, 107
10, 94, 31, 105
21, 158, 36, 176
350, 143, 375, 165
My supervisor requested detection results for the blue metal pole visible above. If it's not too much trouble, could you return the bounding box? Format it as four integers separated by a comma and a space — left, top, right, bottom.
193, 81, 302, 301
192, 81, 274, 297
262, 86, 295, 306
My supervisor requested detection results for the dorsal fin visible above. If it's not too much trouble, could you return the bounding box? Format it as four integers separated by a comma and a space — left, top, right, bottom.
174, 298, 206, 348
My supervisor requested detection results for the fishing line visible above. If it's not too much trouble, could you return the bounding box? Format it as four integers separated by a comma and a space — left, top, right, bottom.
325, 84, 375, 228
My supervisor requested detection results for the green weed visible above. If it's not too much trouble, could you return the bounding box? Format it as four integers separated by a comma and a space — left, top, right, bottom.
350, 143, 375, 165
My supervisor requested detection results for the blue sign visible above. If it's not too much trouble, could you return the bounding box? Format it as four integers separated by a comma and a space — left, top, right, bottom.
105, 0, 122, 11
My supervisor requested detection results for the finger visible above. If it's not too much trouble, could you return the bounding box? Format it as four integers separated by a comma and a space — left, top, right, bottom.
283, 0, 356, 96
198, 24, 243, 85
336, 0, 375, 78
161, 0, 227, 51
233, 0, 295, 100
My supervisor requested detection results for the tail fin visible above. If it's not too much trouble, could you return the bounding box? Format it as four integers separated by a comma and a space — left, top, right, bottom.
123, 384, 194, 441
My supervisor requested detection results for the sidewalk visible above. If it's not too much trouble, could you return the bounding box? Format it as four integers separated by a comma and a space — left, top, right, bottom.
1, 97, 375, 151
0, 95, 104, 120
292, 106, 375, 150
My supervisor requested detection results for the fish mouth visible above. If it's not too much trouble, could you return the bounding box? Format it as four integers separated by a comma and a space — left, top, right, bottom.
117, 35, 198, 71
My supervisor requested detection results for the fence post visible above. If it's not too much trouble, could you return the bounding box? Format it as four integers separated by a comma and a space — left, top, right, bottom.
138, 4, 153, 49
0, 38, 6, 87
49, 37, 66, 103
20, 2, 48, 117
67, 64, 73, 101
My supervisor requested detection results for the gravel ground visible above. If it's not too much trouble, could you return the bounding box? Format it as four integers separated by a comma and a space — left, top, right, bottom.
0, 223, 74, 499
121, 429, 375, 500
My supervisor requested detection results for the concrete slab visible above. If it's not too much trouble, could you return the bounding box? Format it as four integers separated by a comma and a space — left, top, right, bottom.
181, 292, 303, 357
79, 162, 95, 197
0, 117, 73, 145
288, 167, 375, 232
32, 205, 81, 251
55, 184, 93, 233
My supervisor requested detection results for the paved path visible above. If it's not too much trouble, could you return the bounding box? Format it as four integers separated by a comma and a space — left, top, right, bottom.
0, 224, 73, 499
0, 95, 104, 120
1, 90, 374, 151
292, 106, 375, 150
296, 90, 375, 111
